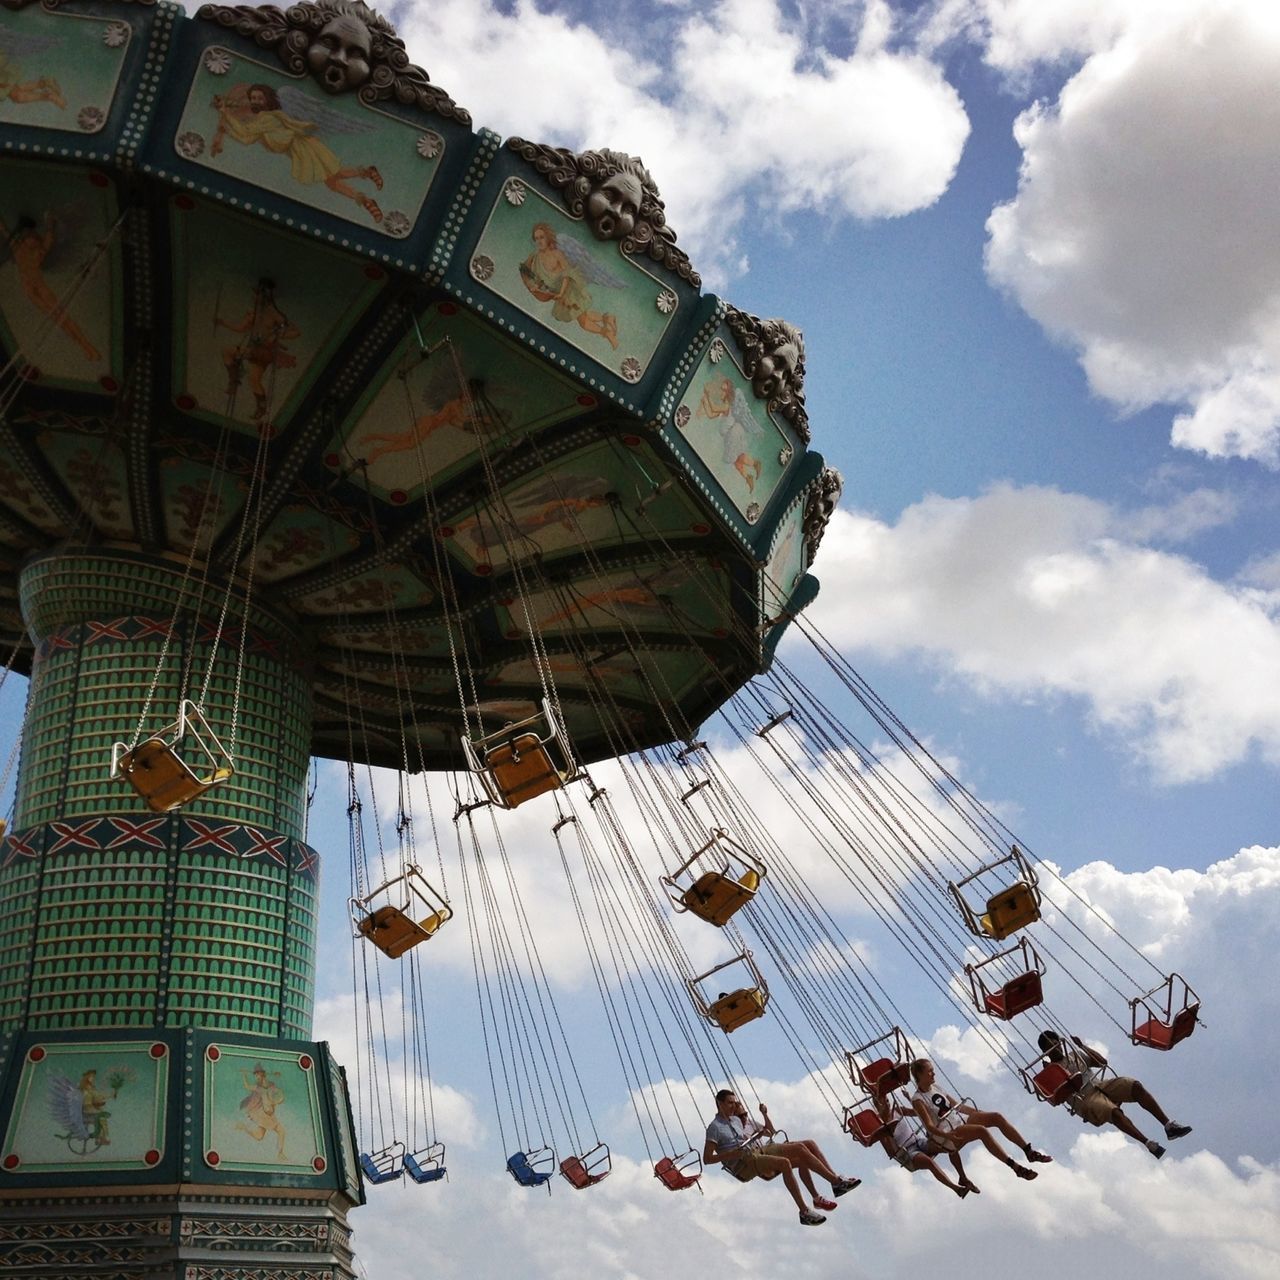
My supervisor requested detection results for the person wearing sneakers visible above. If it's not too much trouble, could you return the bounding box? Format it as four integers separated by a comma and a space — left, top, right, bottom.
910, 1059, 1053, 1173
1037, 1030, 1192, 1158
909, 1059, 1044, 1183
703, 1088, 860, 1227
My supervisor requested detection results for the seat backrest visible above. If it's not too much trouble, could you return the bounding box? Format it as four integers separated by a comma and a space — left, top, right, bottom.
861, 1057, 910, 1097
654, 1157, 698, 1190
1032, 1062, 1082, 1105
986, 971, 1043, 1020
738, 869, 760, 893
560, 1156, 590, 1188
846, 1109, 884, 1148
982, 881, 1040, 940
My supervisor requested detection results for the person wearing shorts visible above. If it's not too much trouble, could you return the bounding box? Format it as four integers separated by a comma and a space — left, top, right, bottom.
1038, 1030, 1192, 1158
872, 1093, 975, 1197
909, 1060, 1041, 1183
703, 1088, 860, 1226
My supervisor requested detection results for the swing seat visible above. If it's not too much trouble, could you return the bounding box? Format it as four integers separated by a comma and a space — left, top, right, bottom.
979, 882, 1040, 940
680, 870, 758, 927
1133, 1002, 1199, 1051
559, 1142, 610, 1189
845, 1108, 894, 1148
985, 971, 1044, 1020
405, 1144, 447, 1183
115, 738, 233, 813
112, 700, 234, 813
950, 846, 1042, 941
1030, 1063, 1083, 1106
654, 1153, 701, 1190
351, 866, 452, 960
360, 1143, 405, 1185
1130, 973, 1200, 1051
357, 903, 451, 960
860, 1057, 910, 1098
507, 1150, 554, 1187
463, 699, 576, 810
662, 829, 766, 929
707, 987, 767, 1033
486, 733, 564, 807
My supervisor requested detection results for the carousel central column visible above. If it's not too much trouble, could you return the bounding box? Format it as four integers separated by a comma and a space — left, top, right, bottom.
0, 546, 361, 1279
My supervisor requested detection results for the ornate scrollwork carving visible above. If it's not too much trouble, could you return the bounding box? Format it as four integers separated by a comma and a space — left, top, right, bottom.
802, 466, 843, 564
723, 305, 809, 442
503, 139, 699, 288
195, 1, 470, 124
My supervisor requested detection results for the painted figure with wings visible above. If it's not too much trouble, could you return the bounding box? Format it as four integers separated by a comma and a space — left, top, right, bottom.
0, 204, 100, 362
355, 358, 511, 466
209, 82, 384, 223
452, 472, 612, 560
47, 1067, 128, 1154
519, 221, 624, 350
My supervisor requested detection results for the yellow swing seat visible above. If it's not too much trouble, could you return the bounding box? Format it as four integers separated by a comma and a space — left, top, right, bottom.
351, 866, 453, 960
661, 829, 766, 928
689, 949, 770, 1034
111, 700, 234, 813
707, 987, 767, 1033
461, 699, 576, 810
949, 845, 1042, 941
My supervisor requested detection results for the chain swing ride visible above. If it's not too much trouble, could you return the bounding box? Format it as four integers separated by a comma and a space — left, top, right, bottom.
0, 4, 1200, 1271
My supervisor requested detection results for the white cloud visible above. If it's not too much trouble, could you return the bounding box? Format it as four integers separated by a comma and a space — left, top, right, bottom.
398, 0, 969, 280
804, 486, 1280, 781
981, 0, 1280, 464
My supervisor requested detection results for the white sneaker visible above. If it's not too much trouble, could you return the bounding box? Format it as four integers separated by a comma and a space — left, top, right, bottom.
799, 1210, 826, 1226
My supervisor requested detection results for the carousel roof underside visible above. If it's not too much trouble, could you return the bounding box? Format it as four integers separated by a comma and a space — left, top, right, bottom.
0, 0, 839, 770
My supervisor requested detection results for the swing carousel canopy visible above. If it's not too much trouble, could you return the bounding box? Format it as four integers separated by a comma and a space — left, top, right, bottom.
0, 0, 841, 769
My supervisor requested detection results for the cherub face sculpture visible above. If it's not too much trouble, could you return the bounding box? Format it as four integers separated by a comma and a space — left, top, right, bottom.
752, 339, 799, 402
307, 15, 373, 93
586, 172, 643, 241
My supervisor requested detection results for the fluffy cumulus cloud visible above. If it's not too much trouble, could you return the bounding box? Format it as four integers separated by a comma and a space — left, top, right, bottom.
804, 485, 1280, 781
976, 0, 1280, 464
334, 846, 1280, 1280
397, 0, 969, 279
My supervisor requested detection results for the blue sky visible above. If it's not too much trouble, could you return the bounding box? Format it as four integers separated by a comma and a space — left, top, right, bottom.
4, 2, 1280, 1276
321, 3, 1279, 1274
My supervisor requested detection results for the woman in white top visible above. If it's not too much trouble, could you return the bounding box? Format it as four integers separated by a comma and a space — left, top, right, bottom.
909, 1059, 1048, 1182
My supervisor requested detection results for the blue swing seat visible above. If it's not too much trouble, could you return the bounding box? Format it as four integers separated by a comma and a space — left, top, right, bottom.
360, 1149, 404, 1185
507, 1149, 553, 1187
406, 1152, 447, 1183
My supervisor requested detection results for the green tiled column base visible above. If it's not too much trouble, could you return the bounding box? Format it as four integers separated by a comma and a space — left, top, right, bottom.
5, 547, 319, 1037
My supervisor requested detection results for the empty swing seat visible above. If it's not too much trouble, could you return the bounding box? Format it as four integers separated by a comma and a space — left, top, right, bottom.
463, 699, 576, 811
357, 904, 450, 961
487, 733, 563, 807
115, 737, 233, 813
412, 1157, 453, 1182
984, 971, 1044, 1020
405, 1148, 447, 1184
360, 1146, 404, 1185
507, 1150, 553, 1187
979, 881, 1041, 940
1133, 1002, 1200, 1051
1031, 1063, 1083, 1106
707, 987, 767, 1033
860, 1057, 911, 1098
845, 1108, 893, 1148
681, 870, 758, 927
559, 1144, 610, 1189
654, 1154, 701, 1190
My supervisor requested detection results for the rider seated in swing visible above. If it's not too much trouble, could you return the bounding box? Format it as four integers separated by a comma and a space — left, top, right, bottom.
703, 1088, 860, 1227
870, 1091, 976, 1198
909, 1059, 1046, 1182
1037, 1030, 1192, 1158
